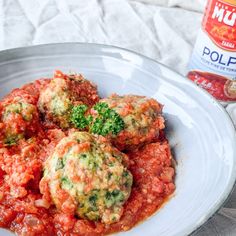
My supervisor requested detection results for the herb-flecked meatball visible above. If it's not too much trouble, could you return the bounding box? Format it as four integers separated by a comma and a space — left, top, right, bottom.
38, 71, 99, 128
40, 131, 133, 224
0, 90, 39, 146
95, 94, 165, 150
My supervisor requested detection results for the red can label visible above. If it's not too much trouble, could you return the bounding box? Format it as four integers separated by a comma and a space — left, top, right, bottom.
188, 71, 236, 101
203, 0, 236, 51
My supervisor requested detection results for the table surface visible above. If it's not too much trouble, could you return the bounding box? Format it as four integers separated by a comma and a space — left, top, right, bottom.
1, 0, 236, 235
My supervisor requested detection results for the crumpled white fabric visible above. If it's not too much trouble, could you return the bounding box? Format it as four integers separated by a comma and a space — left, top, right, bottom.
131, 0, 206, 12
0, 0, 204, 75
0, 0, 236, 235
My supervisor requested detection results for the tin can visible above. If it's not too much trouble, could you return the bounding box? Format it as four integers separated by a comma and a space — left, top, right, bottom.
188, 0, 236, 102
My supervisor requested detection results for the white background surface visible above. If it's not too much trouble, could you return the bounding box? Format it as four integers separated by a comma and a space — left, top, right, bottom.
0, 0, 236, 235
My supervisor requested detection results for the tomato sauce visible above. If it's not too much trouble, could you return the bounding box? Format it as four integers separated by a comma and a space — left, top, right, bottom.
0, 78, 175, 236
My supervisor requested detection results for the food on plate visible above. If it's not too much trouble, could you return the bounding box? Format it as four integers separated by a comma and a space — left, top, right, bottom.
70, 104, 93, 129
0, 71, 175, 236
40, 131, 133, 224
38, 70, 99, 128
112, 141, 175, 232
71, 102, 125, 137
0, 90, 39, 146
94, 94, 165, 150
71, 95, 165, 150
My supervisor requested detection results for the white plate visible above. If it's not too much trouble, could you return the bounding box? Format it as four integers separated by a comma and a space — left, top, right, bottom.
0, 43, 235, 236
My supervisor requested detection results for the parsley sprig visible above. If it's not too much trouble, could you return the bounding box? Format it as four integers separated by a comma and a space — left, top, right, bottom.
70, 102, 124, 136
70, 104, 92, 129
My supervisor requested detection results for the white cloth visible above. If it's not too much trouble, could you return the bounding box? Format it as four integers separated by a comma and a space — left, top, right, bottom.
1, 0, 236, 235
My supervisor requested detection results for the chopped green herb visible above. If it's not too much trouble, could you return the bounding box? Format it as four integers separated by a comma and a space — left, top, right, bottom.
70, 102, 124, 137
105, 190, 125, 207
4, 133, 24, 146
107, 172, 113, 180
55, 159, 64, 171
90, 102, 124, 136
61, 177, 73, 190
80, 154, 87, 159
70, 104, 92, 129
89, 194, 98, 205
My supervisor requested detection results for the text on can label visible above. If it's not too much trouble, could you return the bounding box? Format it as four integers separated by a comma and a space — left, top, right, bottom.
202, 46, 236, 66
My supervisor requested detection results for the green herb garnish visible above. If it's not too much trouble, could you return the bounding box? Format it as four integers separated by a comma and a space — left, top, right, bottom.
90, 102, 124, 136
70, 104, 92, 129
70, 102, 124, 136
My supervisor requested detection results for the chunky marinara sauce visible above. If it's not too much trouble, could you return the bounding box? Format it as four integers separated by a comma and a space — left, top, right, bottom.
0, 73, 175, 236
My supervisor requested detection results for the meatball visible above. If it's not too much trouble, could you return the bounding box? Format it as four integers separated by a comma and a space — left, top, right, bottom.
40, 131, 133, 224
96, 94, 165, 150
0, 92, 39, 146
38, 71, 99, 128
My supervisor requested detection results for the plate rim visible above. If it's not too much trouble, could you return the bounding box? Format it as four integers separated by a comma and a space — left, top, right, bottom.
0, 42, 235, 236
